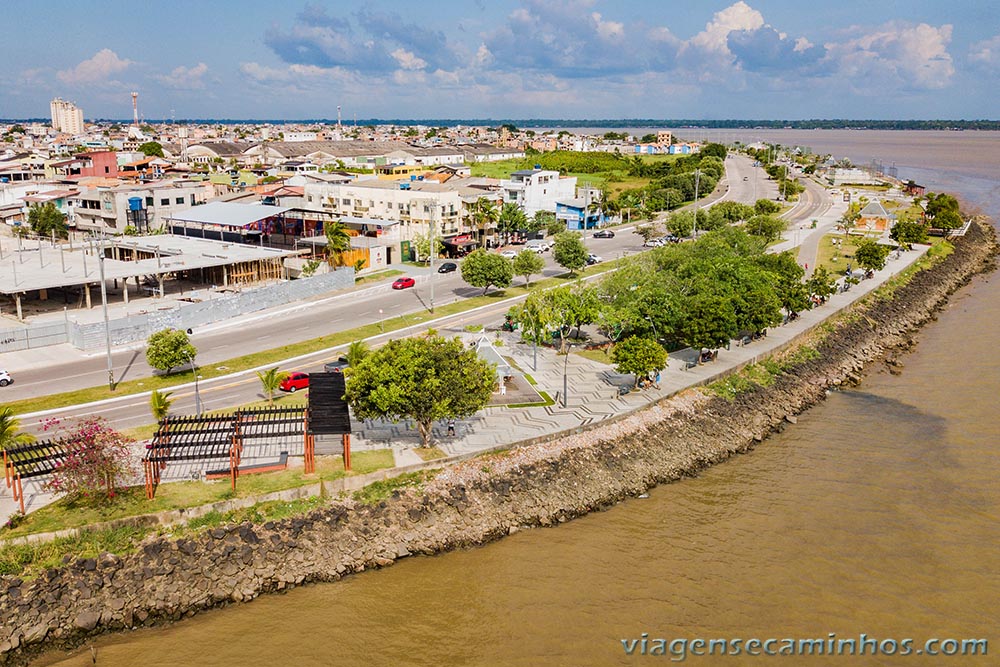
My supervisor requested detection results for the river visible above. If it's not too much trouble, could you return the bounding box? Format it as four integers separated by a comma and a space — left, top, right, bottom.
36, 131, 999, 666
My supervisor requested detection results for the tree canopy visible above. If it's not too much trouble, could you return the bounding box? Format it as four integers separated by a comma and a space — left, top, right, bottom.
138, 141, 164, 158
512, 249, 545, 287
344, 336, 496, 447
611, 337, 667, 386
552, 231, 588, 275
854, 239, 891, 272
460, 249, 513, 294
145, 328, 196, 374
27, 202, 68, 238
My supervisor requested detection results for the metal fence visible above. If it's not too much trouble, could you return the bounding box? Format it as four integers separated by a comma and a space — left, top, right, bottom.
0, 269, 354, 353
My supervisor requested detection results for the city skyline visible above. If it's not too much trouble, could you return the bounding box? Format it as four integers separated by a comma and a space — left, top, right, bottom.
2, 0, 998, 121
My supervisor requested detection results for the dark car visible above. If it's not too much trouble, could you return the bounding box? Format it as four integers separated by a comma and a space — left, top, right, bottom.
593, 229, 615, 239
279, 372, 309, 392
438, 262, 458, 273
323, 357, 349, 373
392, 277, 416, 289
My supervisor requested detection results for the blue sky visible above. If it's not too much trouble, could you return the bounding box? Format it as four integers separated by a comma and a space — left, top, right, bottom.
2, 0, 998, 120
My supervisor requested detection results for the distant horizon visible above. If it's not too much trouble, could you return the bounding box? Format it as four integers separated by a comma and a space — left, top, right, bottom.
4, 118, 999, 128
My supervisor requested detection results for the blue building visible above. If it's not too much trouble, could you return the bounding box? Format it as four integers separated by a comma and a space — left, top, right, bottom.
556, 198, 606, 231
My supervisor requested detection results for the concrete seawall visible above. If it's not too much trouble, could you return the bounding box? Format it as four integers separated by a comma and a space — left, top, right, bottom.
2, 221, 996, 666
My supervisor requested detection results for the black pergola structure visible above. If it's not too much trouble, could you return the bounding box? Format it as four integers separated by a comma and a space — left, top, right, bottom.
306, 372, 353, 470
143, 406, 308, 499
2, 439, 68, 515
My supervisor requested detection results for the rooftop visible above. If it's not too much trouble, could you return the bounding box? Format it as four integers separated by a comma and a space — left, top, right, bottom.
165, 201, 292, 228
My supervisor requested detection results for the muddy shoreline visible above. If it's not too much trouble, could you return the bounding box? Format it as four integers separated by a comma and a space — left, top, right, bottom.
4, 221, 997, 667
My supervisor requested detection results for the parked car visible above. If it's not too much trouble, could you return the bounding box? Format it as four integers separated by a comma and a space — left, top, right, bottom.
437, 262, 457, 273
392, 277, 416, 289
323, 357, 349, 373
499, 249, 518, 259
525, 240, 549, 253
0, 369, 11, 387
586, 253, 604, 265
279, 372, 309, 392
644, 238, 664, 247
593, 229, 615, 239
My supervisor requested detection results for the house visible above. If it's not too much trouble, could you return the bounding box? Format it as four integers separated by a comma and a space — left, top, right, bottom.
70, 180, 213, 233
48, 150, 119, 179
856, 200, 896, 233
499, 168, 577, 217
556, 198, 605, 231
826, 167, 880, 186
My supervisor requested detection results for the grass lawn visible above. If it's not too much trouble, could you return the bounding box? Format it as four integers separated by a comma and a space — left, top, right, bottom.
355, 269, 403, 285
413, 446, 447, 461
573, 347, 613, 364
1, 449, 394, 538
814, 234, 863, 274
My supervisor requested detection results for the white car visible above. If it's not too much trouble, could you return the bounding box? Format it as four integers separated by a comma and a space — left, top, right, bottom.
525, 241, 549, 253
0, 369, 11, 387
499, 249, 518, 259
644, 238, 664, 247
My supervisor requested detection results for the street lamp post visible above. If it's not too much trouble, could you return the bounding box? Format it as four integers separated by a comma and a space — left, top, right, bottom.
561, 344, 576, 408
97, 233, 114, 390
693, 169, 701, 238
184, 351, 202, 416
429, 207, 436, 313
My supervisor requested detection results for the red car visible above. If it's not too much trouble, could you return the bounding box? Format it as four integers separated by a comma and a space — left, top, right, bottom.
279, 372, 309, 392
392, 277, 416, 289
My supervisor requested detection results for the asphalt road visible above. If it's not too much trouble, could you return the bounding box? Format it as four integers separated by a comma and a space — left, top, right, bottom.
11, 154, 780, 434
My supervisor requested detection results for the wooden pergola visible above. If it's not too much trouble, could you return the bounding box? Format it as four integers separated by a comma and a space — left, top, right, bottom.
2, 439, 68, 515
143, 406, 313, 499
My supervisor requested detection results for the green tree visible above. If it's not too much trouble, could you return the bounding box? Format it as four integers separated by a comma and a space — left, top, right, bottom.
469, 197, 499, 242
145, 328, 197, 374
497, 203, 527, 244
545, 217, 565, 238
754, 199, 782, 215
256, 367, 286, 406
640, 133, 658, 143
746, 214, 786, 241
634, 223, 661, 243
666, 211, 694, 238
557, 282, 601, 339
675, 288, 737, 351
890, 219, 929, 248
324, 219, 352, 266
412, 231, 444, 263
512, 249, 545, 287
0, 407, 35, 452
346, 340, 370, 367
552, 231, 588, 275
138, 141, 164, 158
512, 290, 557, 351
345, 336, 496, 447
854, 239, 891, 272
27, 202, 68, 238
806, 266, 837, 300
933, 209, 963, 231
611, 336, 668, 387
149, 390, 173, 422
460, 248, 513, 294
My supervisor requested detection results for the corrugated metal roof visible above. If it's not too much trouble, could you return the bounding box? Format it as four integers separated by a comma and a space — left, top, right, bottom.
165, 201, 291, 228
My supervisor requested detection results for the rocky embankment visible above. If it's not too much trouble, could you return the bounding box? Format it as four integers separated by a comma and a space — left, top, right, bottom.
2, 221, 997, 665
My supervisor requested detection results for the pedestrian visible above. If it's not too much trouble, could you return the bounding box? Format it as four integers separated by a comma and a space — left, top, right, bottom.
500, 381, 506, 396
447, 419, 456, 437
654, 371, 661, 389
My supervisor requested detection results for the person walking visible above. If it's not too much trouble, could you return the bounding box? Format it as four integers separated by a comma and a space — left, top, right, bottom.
447, 419, 456, 437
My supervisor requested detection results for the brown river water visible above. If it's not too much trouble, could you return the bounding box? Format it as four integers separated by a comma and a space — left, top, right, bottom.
37, 131, 1000, 666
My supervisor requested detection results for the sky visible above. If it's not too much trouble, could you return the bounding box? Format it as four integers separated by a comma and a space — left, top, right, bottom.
2, 0, 998, 121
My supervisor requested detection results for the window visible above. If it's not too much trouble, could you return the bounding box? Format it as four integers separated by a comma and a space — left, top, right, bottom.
176, 197, 184, 205
146, 197, 153, 206
160, 198, 169, 206
104, 166, 110, 173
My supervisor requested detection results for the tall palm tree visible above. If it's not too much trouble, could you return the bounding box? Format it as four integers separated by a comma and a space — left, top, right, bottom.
257, 367, 286, 405
149, 390, 173, 423
0, 407, 35, 452
346, 340, 370, 367
324, 219, 351, 266
470, 197, 499, 246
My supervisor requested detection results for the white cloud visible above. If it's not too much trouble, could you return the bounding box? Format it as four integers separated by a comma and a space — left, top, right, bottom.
390, 48, 428, 71
158, 63, 208, 89
827, 22, 954, 90
969, 34, 1000, 69
57, 49, 132, 84
592, 12, 624, 41
687, 1, 765, 55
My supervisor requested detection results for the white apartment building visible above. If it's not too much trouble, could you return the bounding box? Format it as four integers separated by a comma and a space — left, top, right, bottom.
303, 179, 466, 242
499, 169, 577, 217
70, 180, 214, 233
50, 98, 85, 135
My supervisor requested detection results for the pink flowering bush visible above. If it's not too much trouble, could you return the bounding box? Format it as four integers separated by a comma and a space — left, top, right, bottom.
42, 417, 138, 504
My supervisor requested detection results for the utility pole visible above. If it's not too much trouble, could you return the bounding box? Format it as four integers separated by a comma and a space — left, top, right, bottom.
693, 169, 701, 239
97, 233, 114, 390
428, 204, 435, 313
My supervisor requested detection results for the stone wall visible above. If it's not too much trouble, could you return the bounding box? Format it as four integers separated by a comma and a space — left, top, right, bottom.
1, 222, 996, 666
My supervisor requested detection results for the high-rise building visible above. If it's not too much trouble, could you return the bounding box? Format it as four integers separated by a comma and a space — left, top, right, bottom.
50, 98, 85, 135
